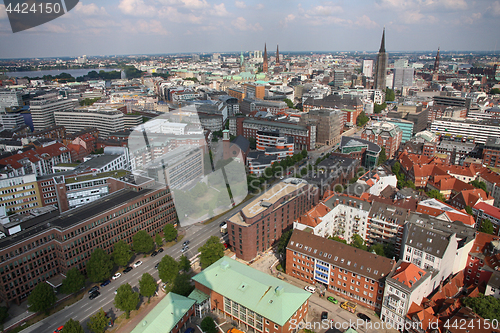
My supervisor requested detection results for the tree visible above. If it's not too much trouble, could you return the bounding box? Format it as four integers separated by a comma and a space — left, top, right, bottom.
490, 88, 500, 95
479, 219, 495, 234
114, 283, 140, 319
155, 233, 163, 247
179, 255, 191, 273
369, 243, 385, 256
27, 282, 56, 314
60, 267, 85, 294
465, 206, 473, 215
248, 137, 257, 150
356, 111, 370, 127
112, 240, 133, 267
158, 255, 179, 283
426, 190, 446, 202
133, 230, 155, 254
200, 316, 218, 333
283, 98, 294, 109
0, 306, 9, 328
392, 161, 401, 175
87, 248, 113, 283
385, 88, 395, 101
163, 224, 178, 243
374, 102, 387, 114
171, 273, 194, 297
328, 235, 347, 244
139, 273, 157, 303
378, 147, 387, 165
350, 234, 367, 251
87, 308, 108, 333
470, 180, 488, 193
61, 318, 84, 333
462, 294, 500, 320
198, 236, 225, 270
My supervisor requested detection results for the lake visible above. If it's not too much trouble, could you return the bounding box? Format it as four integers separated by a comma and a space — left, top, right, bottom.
4, 68, 121, 78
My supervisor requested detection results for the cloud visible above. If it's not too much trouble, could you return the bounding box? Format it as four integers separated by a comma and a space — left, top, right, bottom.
305, 4, 343, 16
376, 0, 467, 11
231, 17, 262, 31
355, 15, 378, 29
210, 3, 230, 16
255, 3, 264, 10
0, 5, 7, 20
123, 19, 169, 34
492, 1, 500, 16
235, 1, 246, 8
118, 0, 156, 16
280, 13, 296, 26
74, 2, 108, 16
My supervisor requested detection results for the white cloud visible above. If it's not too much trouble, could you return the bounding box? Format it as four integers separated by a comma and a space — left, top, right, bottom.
123, 19, 169, 34
280, 14, 295, 27
235, 1, 246, 8
118, 0, 156, 16
377, 0, 467, 11
355, 15, 379, 29
0, 5, 7, 20
231, 17, 262, 31
306, 4, 343, 16
492, 1, 500, 16
210, 3, 230, 17
255, 3, 264, 10
74, 2, 108, 16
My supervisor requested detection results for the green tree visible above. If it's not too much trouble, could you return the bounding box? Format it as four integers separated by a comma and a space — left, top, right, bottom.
0, 306, 9, 328
27, 282, 56, 314
114, 283, 140, 319
356, 111, 370, 127
155, 233, 163, 247
163, 224, 178, 243
470, 180, 488, 193
350, 234, 367, 250
490, 88, 500, 95
283, 98, 294, 109
276, 229, 293, 271
374, 102, 387, 114
200, 316, 218, 333
248, 137, 257, 150
112, 240, 133, 267
87, 248, 113, 283
462, 294, 500, 320
369, 243, 385, 256
328, 235, 347, 244
61, 318, 84, 333
60, 267, 85, 294
199, 236, 225, 269
158, 255, 179, 283
334, 184, 344, 192
133, 230, 155, 254
139, 273, 157, 303
392, 161, 401, 175
385, 88, 395, 101
479, 219, 495, 234
171, 273, 194, 296
87, 308, 108, 333
378, 147, 387, 165
465, 206, 473, 215
179, 255, 191, 273
426, 189, 446, 202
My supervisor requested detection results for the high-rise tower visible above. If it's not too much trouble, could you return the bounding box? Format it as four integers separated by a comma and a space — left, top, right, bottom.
374, 28, 388, 91
434, 47, 440, 72
276, 44, 280, 65
263, 43, 268, 72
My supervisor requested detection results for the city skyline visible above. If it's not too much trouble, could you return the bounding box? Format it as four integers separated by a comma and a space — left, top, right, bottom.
0, 0, 499, 58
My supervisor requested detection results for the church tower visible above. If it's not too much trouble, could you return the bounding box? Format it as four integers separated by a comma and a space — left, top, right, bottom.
276, 44, 280, 65
374, 28, 388, 91
263, 43, 268, 72
434, 47, 440, 72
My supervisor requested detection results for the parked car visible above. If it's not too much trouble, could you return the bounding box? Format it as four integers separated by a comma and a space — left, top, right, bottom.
54, 326, 64, 333
327, 296, 338, 304
123, 267, 133, 273
89, 291, 100, 300
321, 312, 328, 320
133, 261, 142, 268
304, 285, 316, 293
88, 286, 99, 294
114, 290, 118, 295
155, 262, 159, 269
357, 313, 371, 322
185, 328, 195, 333
151, 251, 158, 257
112, 273, 121, 280
100, 280, 111, 287
158, 247, 164, 253
181, 246, 189, 253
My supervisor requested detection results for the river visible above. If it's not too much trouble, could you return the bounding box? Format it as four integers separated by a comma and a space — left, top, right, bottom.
4, 68, 121, 78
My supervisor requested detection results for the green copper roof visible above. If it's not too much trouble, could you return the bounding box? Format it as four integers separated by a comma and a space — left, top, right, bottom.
192, 257, 310, 326
130, 292, 195, 333
188, 289, 209, 304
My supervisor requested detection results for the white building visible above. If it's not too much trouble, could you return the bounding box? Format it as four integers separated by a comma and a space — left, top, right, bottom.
362, 60, 374, 78
0, 91, 22, 112
54, 106, 125, 138
356, 168, 397, 196
430, 119, 500, 145
30, 93, 76, 131
0, 113, 24, 129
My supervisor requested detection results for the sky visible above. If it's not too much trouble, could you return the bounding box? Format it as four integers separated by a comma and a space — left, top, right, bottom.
0, 0, 499, 59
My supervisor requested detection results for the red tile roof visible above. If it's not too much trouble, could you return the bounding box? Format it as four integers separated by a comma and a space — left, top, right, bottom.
406, 302, 441, 333
391, 262, 427, 288
473, 201, 500, 220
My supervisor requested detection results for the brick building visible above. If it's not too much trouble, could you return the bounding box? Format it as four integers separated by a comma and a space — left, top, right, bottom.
0, 187, 175, 305
226, 179, 319, 261
286, 229, 397, 311
361, 122, 402, 159
192, 257, 310, 333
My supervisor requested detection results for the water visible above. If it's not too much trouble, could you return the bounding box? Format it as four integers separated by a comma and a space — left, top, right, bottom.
4, 68, 121, 78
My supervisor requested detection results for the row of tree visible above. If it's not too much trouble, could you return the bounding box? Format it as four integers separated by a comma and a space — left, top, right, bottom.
329, 234, 396, 259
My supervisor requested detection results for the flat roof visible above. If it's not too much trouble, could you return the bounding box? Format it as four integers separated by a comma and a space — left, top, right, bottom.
192, 257, 310, 326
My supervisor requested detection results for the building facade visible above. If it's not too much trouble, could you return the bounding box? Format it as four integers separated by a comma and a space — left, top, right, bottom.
361, 122, 402, 159
30, 94, 76, 132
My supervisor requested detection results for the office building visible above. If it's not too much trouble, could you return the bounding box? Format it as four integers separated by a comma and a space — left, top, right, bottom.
333, 70, 344, 88
301, 109, 343, 146
244, 83, 265, 100
385, 118, 414, 143
192, 257, 310, 333
0, 187, 175, 304
30, 93, 75, 131
361, 122, 402, 159
0, 174, 43, 214
392, 68, 414, 90
340, 136, 381, 169
362, 60, 374, 78
0, 113, 25, 130
287, 230, 397, 311
0, 91, 23, 111
226, 179, 318, 261
374, 28, 388, 90
430, 119, 500, 144
54, 107, 125, 138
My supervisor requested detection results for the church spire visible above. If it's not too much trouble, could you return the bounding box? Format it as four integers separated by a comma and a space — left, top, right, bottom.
276, 44, 280, 65
263, 43, 268, 72
434, 47, 440, 72
379, 27, 386, 53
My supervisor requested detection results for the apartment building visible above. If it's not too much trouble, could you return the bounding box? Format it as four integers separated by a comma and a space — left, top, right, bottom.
287, 230, 397, 311
0, 187, 176, 304
361, 122, 403, 159
192, 257, 310, 333
226, 179, 319, 261
482, 137, 500, 168
30, 93, 76, 131
54, 107, 125, 138
430, 119, 500, 145
367, 201, 409, 255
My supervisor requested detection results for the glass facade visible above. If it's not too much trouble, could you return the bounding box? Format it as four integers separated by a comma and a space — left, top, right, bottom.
224, 297, 264, 332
